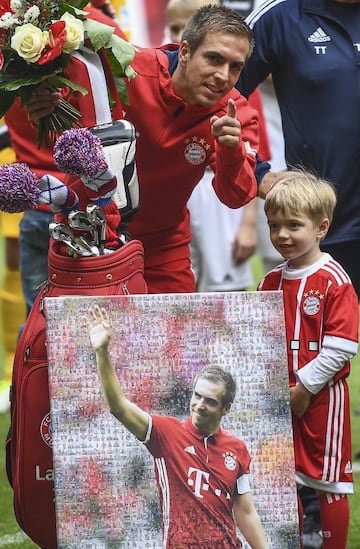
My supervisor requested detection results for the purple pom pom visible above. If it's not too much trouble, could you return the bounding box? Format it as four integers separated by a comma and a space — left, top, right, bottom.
0, 163, 40, 213
54, 128, 108, 178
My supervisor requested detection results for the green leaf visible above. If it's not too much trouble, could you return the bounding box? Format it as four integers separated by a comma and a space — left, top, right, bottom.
113, 76, 130, 106
106, 34, 136, 69
103, 48, 123, 77
0, 76, 47, 91
124, 65, 137, 81
0, 91, 16, 118
83, 19, 115, 52
0, 66, 64, 91
60, 0, 89, 14
45, 75, 88, 96
59, 5, 88, 18
104, 47, 137, 82
0, 74, 88, 100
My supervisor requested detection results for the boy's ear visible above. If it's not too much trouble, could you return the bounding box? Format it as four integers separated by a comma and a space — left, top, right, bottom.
318, 217, 330, 240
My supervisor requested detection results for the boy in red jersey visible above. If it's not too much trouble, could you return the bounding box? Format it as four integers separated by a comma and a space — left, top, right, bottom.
258, 170, 359, 549
85, 305, 268, 548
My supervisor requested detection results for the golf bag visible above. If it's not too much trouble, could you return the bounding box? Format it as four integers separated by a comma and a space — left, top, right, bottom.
4, 46, 143, 545
5, 240, 147, 548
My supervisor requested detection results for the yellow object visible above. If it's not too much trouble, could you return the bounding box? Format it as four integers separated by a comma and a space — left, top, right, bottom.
0, 145, 15, 166
112, 0, 131, 40
0, 267, 26, 383
0, 118, 25, 406
0, 128, 22, 237
0, 211, 22, 238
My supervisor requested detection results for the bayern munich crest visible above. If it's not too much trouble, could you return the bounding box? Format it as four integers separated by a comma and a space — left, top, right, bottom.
223, 451, 237, 471
184, 136, 210, 165
40, 412, 53, 448
303, 290, 323, 316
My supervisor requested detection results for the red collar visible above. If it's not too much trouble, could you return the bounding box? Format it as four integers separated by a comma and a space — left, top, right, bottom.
184, 417, 221, 442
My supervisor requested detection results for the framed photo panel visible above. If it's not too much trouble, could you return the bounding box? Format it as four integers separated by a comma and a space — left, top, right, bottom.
45, 291, 300, 548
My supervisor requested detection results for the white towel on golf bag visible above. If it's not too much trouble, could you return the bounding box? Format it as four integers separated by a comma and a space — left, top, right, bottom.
71, 49, 139, 218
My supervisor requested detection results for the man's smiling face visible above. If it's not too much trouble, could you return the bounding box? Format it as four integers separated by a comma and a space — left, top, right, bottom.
175, 30, 250, 107
190, 377, 230, 434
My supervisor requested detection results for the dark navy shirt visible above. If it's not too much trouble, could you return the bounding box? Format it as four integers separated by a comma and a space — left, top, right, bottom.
238, 0, 360, 246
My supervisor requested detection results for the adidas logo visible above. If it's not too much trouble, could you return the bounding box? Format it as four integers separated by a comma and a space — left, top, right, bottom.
184, 445, 196, 455
308, 27, 331, 43
344, 460, 352, 474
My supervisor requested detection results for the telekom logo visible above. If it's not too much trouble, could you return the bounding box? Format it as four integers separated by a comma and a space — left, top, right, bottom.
187, 467, 210, 498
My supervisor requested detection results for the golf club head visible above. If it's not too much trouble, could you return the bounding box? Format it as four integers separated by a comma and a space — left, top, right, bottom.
49, 222, 82, 256
86, 204, 106, 225
73, 236, 100, 256
86, 204, 107, 253
49, 222, 74, 241
68, 210, 96, 232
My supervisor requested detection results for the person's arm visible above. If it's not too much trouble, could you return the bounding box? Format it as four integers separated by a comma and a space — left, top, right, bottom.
257, 168, 287, 199
210, 97, 258, 208
232, 198, 257, 264
289, 383, 312, 419
291, 343, 357, 418
236, 4, 279, 99
292, 282, 359, 417
233, 491, 268, 549
86, 305, 150, 440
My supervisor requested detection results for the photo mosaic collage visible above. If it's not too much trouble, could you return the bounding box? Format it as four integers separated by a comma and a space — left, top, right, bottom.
45, 291, 300, 548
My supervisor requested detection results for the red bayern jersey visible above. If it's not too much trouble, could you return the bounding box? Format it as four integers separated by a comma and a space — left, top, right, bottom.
145, 415, 251, 548
258, 253, 358, 388
258, 253, 358, 492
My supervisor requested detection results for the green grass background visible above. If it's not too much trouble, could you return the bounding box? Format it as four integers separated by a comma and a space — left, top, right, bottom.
0, 251, 359, 548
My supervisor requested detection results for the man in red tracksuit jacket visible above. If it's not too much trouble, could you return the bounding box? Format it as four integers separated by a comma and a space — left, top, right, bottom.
26, 4, 260, 294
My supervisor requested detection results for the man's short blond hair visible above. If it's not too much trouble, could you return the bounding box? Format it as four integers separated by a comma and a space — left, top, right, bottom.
264, 169, 337, 225
181, 5, 253, 58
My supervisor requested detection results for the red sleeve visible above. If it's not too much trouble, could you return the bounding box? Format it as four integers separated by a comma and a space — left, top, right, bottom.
210, 93, 258, 208
146, 415, 179, 457
324, 282, 359, 345
5, 100, 62, 180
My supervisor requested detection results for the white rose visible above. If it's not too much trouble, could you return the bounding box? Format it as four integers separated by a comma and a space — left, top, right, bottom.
10, 23, 48, 63
61, 13, 84, 53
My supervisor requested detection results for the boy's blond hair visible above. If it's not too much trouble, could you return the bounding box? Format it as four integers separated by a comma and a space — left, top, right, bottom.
165, 1, 220, 44
264, 169, 337, 225
166, 0, 219, 18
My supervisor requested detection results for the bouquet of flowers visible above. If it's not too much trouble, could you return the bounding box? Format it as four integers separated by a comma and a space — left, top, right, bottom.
0, 0, 136, 147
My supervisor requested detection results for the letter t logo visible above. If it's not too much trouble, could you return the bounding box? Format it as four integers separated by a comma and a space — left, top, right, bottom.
187, 467, 210, 498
